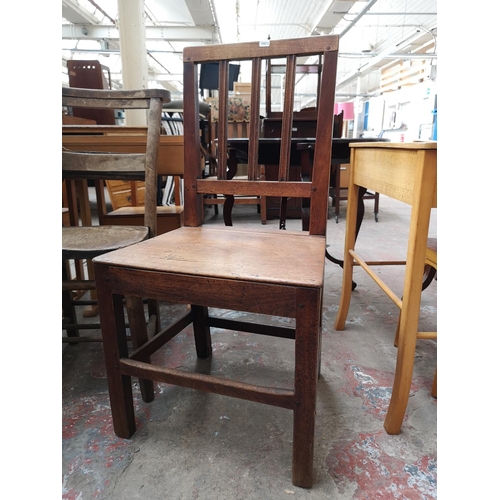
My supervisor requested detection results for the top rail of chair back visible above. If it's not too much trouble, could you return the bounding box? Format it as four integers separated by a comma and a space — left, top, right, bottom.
62, 88, 171, 110
183, 35, 339, 62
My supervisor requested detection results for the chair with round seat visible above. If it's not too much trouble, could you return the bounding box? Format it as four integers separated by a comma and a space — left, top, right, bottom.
62, 87, 170, 343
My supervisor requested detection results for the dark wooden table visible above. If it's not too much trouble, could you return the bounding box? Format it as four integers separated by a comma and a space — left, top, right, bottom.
227, 137, 382, 168
226, 137, 388, 273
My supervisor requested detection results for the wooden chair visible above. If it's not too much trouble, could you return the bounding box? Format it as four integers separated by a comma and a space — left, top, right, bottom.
393, 238, 437, 399
92, 34, 339, 488
62, 87, 170, 342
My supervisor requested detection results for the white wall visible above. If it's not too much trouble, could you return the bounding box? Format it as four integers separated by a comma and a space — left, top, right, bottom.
357, 79, 437, 141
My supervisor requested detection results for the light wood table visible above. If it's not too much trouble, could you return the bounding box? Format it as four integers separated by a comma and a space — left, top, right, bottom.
334, 141, 437, 435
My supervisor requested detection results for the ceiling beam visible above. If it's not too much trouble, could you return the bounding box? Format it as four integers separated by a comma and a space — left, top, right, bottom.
62, 24, 215, 42
184, 0, 216, 25
314, 1, 358, 34
62, 0, 101, 25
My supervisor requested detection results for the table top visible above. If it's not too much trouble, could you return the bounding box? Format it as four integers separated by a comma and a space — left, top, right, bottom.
226, 137, 388, 165
349, 141, 437, 150
226, 137, 385, 145
349, 139, 437, 207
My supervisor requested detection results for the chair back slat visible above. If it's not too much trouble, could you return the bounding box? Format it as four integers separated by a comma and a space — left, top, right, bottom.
278, 55, 297, 182
247, 57, 262, 181
62, 151, 146, 178
216, 61, 229, 179
182, 35, 339, 233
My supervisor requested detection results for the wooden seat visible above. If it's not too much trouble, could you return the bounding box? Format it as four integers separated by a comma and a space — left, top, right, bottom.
62, 87, 170, 342
93, 34, 339, 488
334, 141, 437, 435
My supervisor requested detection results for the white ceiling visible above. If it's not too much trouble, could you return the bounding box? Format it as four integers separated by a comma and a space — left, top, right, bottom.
62, 0, 437, 103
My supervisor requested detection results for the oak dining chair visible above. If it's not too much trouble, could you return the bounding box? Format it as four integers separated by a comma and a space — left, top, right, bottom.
92, 34, 339, 488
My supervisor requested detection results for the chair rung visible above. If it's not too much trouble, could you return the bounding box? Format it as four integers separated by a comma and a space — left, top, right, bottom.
416, 331, 437, 340
62, 336, 103, 342
130, 309, 193, 361
63, 322, 130, 331
208, 316, 295, 339
354, 260, 406, 266
72, 299, 97, 306
120, 358, 295, 410
62, 335, 132, 343
63, 280, 96, 291
63, 323, 101, 330
349, 250, 403, 309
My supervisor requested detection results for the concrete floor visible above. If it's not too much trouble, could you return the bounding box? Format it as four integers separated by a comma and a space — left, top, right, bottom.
62, 195, 437, 499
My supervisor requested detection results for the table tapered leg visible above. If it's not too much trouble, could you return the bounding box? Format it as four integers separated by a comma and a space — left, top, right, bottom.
334, 182, 360, 331
384, 150, 435, 434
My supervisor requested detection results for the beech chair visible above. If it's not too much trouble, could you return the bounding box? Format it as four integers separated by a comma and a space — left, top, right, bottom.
393, 238, 437, 399
62, 87, 170, 342
93, 34, 339, 488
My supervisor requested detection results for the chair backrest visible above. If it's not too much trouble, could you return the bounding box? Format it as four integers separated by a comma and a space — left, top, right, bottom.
182, 35, 339, 235
62, 88, 170, 237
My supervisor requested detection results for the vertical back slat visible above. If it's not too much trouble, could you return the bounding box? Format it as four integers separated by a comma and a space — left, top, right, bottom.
309, 50, 338, 236
183, 60, 203, 226
143, 96, 162, 237
278, 55, 297, 181
265, 59, 272, 118
247, 57, 262, 180
217, 61, 229, 179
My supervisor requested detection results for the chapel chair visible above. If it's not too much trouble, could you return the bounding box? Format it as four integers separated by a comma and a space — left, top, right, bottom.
334, 141, 437, 435
62, 87, 170, 342
92, 34, 339, 488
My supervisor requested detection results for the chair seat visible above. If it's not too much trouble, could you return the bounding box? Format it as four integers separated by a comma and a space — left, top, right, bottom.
426, 237, 437, 267
93, 226, 326, 288
62, 225, 149, 260
106, 206, 184, 217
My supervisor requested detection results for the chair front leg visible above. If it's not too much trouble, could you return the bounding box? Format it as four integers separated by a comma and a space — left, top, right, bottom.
292, 288, 321, 488
95, 263, 136, 439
